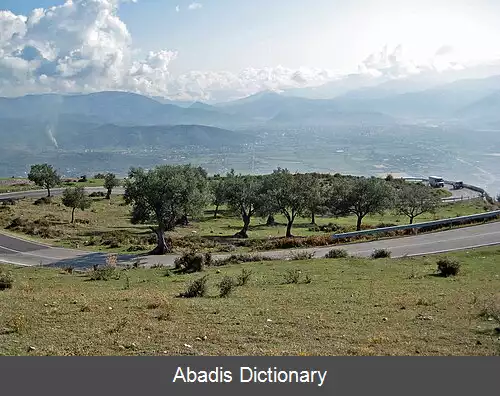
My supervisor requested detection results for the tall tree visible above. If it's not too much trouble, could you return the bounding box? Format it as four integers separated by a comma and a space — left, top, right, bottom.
123, 165, 208, 254
266, 169, 309, 238
223, 172, 262, 238
28, 164, 61, 197
104, 173, 120, 199
334, 177, 394, 231
61, 186, 92, 223
395, 183, 441, 224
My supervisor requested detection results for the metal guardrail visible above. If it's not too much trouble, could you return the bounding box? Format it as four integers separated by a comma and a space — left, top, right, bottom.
331, 210, 500, 240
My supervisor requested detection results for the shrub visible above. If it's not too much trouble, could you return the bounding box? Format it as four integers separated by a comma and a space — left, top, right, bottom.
283, 269, 301, 284
0, 272, 14, 290
204, 252, 213, 267
89, 191, 106, 198
236, 268, 252, 286
89, 266, 120, 281
478, 296, 500, 324
215, 254, 276, 266
371, 249, 392, 259
174, 252, 205, 273
290, 251, 314, 260
218, 276, 235, 298
436, 258, 461, 277
325, 248, 349, 259
178, 275, 209, 298
34, 197, 52, 205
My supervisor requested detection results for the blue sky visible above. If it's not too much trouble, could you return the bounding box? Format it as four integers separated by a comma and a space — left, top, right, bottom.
1, 0, 500, 100
6, 0, 500, 74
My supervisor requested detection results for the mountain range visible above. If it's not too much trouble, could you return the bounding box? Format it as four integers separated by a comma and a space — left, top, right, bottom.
1, 72, 500, 153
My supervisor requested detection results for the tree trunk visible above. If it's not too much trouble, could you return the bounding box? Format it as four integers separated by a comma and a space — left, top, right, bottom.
310, 211, 316, 225
71, 207, 75, 224
47, 187, 51, 197
106, 188, 112, 199
234, 215, 250, 238
151, 228, 171, 255
356, 215, 363, 231
409, 216, 414, 225
213, 204, 219, 219
266, 215, 276, 226
286, 221, 294, 238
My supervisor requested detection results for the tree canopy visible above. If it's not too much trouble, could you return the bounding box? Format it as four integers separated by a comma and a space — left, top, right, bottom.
28, 163, 61, 197
394, 183, 441, 224
104, 173, 120, 199
123, 165, 208, 254
61, 186, 92, 223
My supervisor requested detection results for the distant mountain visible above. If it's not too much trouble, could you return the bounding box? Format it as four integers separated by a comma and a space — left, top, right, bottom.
0, 91, 250, 128
0, 116, 253, 151
458, 91, 500, 125
326, 74, 500, 122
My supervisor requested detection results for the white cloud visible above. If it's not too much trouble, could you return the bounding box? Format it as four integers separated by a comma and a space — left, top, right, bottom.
0, 1, 499, 103
187, 3, 203, 11
175, 5, 180, 12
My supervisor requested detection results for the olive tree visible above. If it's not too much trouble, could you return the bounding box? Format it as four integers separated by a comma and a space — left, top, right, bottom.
332, 177, 394, 231
123, 165, 208, 254
209, 175, 227, 219
28, 163, 61, 197
223, 172, 263, 238
394, 183, 441, 224
266, 169, 310, 238
61, 186, 92, 223
104, 173, 120, 199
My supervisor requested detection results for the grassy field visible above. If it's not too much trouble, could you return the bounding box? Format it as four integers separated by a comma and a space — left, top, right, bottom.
0, 194, 494, 254
0, 247, 499, 356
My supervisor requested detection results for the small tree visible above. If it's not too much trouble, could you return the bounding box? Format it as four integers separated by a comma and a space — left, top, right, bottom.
223, 172, 263, 238
303, 173, 327, 224
266, 169, 309, 238
333, 177, 394, 231
210, 176, 227, 219
395, 183, 441, 224
124, 165, 208, 254
28, 164, 61, 197
62, 186, 92, 223
104, 173, 120, 199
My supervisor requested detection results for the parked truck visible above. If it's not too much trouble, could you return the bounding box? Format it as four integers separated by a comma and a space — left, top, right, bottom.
452, 181, 464, 190
429, 176, 445, 188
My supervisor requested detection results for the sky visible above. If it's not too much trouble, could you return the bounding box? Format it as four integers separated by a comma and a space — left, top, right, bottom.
1, 0, 500, 101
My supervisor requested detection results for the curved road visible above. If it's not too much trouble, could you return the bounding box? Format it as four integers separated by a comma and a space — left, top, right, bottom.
0, 187, 499, 269
1, 221, 500, 269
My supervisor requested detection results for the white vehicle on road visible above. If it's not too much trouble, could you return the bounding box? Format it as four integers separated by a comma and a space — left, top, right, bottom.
429, 176, 445, 188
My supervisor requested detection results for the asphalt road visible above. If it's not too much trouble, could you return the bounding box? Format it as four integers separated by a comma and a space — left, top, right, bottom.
1, 221, 500, 269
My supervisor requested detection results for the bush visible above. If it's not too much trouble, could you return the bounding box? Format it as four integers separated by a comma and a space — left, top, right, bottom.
218, 276, 235, 298
371, 249, 392, 259
89, 266, 120, 281
236, 268, 252, 286
0, 272, 14, 290
204, 252, 213, 267
308, 223, 347, 233
34, 197, 52, 205
174, 252, 205, 273
94, 173, 106, 179
215, 254, 276, 266
178, 275, 209, 298
325, 248, 349, 259
290, 251, 314, 260
283, 269, 301, 284
436, 258, 461, 277
89, 191, 106, 198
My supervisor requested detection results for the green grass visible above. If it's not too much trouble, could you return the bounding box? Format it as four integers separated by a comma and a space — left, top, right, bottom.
1, 247, 499, 356
0, 195, 494, 254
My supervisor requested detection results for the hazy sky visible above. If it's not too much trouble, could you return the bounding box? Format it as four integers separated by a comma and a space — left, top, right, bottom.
1, 0, 500, 99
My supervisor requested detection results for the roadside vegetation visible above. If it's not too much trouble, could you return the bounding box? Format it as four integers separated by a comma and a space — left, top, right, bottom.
0, 246, 499, 356
0, 164, 496, 255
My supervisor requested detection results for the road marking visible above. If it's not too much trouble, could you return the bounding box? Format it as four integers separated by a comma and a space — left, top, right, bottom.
403, 242, 500, 257
0, 258, 34, 267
